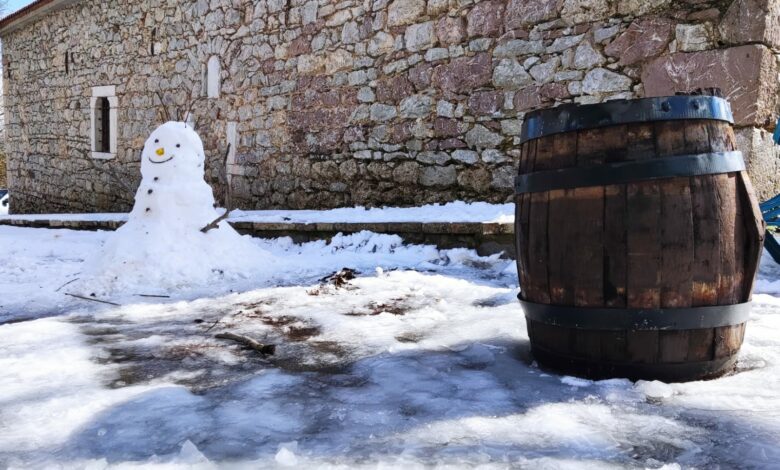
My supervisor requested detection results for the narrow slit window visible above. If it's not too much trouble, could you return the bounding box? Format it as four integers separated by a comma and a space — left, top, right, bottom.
65, 52, 70, 74
151, 28, 156, 56
90, 86, 117, 159
94, 97, 111, 153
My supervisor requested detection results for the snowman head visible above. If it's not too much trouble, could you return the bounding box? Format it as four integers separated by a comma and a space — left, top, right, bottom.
141, 121, 206, 181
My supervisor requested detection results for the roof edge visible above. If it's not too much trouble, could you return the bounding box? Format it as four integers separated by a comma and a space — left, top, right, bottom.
0, 0, 80, 36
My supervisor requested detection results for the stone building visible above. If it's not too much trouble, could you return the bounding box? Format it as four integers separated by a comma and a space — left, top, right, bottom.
1, 0, 779, 214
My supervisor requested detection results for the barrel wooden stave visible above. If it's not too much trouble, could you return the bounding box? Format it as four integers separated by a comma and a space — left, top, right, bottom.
516, 115, 763, 381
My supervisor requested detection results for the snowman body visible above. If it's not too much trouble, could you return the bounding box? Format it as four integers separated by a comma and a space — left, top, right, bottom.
130, 121, 219, 233
81, 122, 268, 294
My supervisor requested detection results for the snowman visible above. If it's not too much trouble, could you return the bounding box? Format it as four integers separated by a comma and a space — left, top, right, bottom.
78, 121, 270, 295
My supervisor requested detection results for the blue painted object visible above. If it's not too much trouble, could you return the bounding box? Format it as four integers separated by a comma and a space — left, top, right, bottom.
761, 195, 780, 264
774, 118, 780, 144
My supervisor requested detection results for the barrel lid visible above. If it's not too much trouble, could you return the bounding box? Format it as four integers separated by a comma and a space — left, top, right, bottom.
520, 95, 734, 144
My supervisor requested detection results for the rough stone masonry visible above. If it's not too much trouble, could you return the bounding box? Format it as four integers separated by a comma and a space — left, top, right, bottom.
2, 0, 780, 214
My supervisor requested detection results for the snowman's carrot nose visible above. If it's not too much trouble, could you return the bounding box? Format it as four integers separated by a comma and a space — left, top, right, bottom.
156, 148, 165, 156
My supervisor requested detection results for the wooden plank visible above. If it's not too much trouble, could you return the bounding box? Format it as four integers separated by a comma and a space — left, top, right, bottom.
578, 125, 628, 164
547, 133, 578, 305
685, 120, 713, 154
625, 123, 656, 161
626, 330, 659, 364
705, 121, 742, 304
603, 184, 627, 308
690, 174, 722, 306
655, 121, 687, 157
655, 121, 692, 308
516, 142, 530, 299
526, 190, 550, 303
572, 186, 604, 307
714, 323, 745, 359
573, 329, 602, 361
716, 174, 739, 304
517, 140, 535, 301
625, 122, 660, 355
626, 181, 661, 308
659, 330, 691, 363
656, 120, 695, 308
599, 330, 627, 362
736, 172, 765, 301
687, 328, 715, 362
659, 179, 694, 307
572, 129, 608, 307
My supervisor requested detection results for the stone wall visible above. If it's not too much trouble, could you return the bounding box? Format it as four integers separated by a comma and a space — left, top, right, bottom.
3, 0, 780, 214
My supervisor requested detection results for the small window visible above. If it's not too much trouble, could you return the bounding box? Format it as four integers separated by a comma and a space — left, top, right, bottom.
91, 86, 118, 159
95, 97, 110, 152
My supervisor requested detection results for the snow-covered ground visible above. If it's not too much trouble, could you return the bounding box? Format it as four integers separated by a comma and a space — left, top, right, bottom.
0, 201, 514, 224
1, 225, 779, 468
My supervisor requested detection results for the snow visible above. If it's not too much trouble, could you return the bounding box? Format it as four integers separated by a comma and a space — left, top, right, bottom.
1, 225, 779, 468
0, 201, 514, 224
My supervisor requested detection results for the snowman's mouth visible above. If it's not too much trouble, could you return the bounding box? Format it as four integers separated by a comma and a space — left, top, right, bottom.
148, 155, 174, 164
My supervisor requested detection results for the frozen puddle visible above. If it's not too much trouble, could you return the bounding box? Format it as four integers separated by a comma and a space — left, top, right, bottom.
0, 227, 779, 468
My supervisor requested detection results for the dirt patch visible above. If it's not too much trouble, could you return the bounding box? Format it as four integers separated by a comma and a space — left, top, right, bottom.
308, 268, 360, 295
345, 297, 411, 317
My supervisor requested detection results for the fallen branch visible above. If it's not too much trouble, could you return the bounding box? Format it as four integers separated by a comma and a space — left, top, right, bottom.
204, 318, 221, 333
200, 209, 231, 233
215, 332, 275, 355
65, 293, 121, 306
56, 277, 80, 292
135, 294, 171, 298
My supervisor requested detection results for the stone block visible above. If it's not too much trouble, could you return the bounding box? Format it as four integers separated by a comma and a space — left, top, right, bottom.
465, 125, 503, 149
605, 17, 674, 66
492, 59, 532, 89
468, 91, 503, 115
582, 68, 631, 95
420, 165, 457, 187
736, 127, 780, 201
432, 52, 492, 93
561, 0, 612, 25
387, 0, 426, 26
720, 0, 780, 49
505, 0, 561, 30
405, 21, 436, 52
436, 17, 466, 46
642, 44, 778, 127
675, 23, 715, 52
467, 0, 505, 38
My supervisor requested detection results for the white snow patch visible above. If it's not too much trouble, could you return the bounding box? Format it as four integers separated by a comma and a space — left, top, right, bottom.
0, 227, 780, 467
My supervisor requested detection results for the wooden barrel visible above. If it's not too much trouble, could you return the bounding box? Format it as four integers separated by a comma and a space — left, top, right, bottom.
515, 94, 765, 382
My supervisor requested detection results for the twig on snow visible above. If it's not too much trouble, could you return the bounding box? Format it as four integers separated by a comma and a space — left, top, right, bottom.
56, 277, 80, 292
215, 332, 276, 355
135, 294, 171, 298
204, 318, 221, 333
65, 293, 121, 306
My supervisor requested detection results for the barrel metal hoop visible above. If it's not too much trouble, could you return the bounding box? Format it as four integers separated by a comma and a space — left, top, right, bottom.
515, 151, 745, 195
520, 95, 734, 143
520, 299, 751, 331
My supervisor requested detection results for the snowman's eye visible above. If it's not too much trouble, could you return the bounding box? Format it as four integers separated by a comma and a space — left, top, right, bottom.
176, 144, 181, 148
154, 139, 159, 143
